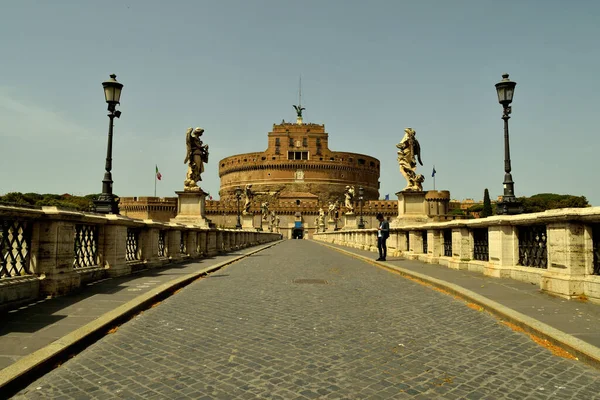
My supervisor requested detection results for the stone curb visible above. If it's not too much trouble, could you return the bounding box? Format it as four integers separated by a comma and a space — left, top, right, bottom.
315, 241, 600, 369
0, 240, 283, 396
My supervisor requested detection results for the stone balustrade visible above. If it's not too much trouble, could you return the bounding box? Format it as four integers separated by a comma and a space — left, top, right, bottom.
314, 207, 600, 303
0, 205, 281, 311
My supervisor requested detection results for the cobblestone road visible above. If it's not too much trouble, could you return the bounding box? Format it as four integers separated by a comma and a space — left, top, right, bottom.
13, 240, 600, 399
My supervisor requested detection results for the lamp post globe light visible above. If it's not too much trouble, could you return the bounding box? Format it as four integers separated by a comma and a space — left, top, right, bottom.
494, 73, 522, 215
358, 186, 365, 229
235, 186, 243, 229
94, 74, 123, 214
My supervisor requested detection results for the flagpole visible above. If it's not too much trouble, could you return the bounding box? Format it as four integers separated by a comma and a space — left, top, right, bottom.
154, 173, 156, 197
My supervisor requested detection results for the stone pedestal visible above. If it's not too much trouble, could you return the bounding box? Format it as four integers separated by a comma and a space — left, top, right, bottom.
318, 223, 326, 233
343, 213, 357, 230
391, 191, 429, 227
171, 191, 210, 227
37, 219, 81, 296
242, 214, 255, 230
327, 220, 337, 232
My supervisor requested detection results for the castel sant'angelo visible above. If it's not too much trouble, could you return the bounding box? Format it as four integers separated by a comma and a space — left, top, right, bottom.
218, 116, 380, 205
121, 104, 452, 238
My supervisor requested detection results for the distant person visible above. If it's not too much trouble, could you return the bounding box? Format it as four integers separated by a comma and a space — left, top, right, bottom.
376, 213, 389, 261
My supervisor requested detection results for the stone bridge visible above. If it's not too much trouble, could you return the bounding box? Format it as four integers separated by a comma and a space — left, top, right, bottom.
1, 205, 600, 398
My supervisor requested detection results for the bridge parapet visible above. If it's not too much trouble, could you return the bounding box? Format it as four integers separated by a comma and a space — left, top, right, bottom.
0, 205, 281, 312
314, 207, 600, 303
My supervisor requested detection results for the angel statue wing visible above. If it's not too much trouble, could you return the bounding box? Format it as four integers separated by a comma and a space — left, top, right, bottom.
414, 139, 423, 166
293, 105, 305, 116
184, 127, 193, 164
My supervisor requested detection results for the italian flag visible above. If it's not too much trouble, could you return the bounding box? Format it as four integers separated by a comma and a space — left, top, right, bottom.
155, 165, 162, 180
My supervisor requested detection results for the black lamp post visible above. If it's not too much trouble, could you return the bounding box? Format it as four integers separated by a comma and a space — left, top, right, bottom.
494, 73, 522, 215
94, 74, 123, 214
235, 186, 243, 229
358, 186, 365, 229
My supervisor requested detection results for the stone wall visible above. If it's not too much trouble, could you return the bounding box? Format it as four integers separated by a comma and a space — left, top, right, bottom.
120, 197, 178, 221
0, 205, 281, 312
314, 207, 600, 303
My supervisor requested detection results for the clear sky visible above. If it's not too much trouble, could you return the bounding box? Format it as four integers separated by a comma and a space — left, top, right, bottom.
1, 0, 599, 204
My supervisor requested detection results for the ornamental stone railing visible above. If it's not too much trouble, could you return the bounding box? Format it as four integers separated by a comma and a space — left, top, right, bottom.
314, 207, 600, 304
0, 205, 281, 312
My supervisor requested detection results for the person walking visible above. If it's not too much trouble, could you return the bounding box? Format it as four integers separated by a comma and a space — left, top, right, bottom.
376, 213, 390, 261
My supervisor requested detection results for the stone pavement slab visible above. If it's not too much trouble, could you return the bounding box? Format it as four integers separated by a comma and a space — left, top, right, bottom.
321, 241, 600, 350
0, 249, 262, 372
12, 240, 600, 399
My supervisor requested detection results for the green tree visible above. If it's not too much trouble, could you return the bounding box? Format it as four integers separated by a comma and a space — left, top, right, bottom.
0, 192, 31, 206
467, 204, 484, 213
520, 193, 589, 213
449, 208, 465, 216
480, 188, 493, 218
0, 192, 96, 211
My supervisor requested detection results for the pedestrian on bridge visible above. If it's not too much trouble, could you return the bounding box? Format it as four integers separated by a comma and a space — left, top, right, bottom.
376, 213, 389, 261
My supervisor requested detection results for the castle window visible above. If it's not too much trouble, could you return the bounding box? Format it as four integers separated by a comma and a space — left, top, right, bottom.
288, 151, 309, 160
221, 163, 225, 167
370, 161, 375, 167
296, 200, 301, 205
358, 158, 366, 165
302, 137, 307, 147
275, 145, 280, 155
330, 157, 334, 161
349, 158, 353, 162
275, 138, 280, 146
261, 157, 266, 160
289, 138, 294, 147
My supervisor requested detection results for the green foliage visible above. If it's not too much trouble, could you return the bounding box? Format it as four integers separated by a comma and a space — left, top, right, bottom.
1, 192, 31, 205
0, 192, 99, 211
467, 204, 484, 213
448, 208, 465, 216
481, 188, 493, 218
519, 193, 589, 213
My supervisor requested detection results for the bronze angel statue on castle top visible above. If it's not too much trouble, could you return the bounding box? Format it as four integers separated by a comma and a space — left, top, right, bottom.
293, 104, 305, 118
184, 127, 209, 191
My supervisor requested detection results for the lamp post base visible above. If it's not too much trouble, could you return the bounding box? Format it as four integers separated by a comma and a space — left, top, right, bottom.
496, 196, 523, 215
93, 194, 120, 214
